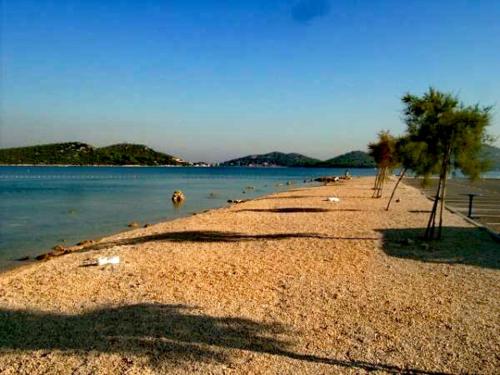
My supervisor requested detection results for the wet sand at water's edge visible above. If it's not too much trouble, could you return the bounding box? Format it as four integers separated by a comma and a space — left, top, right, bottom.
0, 177, 498, 374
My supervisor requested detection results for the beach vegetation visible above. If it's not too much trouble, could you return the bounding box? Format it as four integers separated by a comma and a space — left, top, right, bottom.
368, 131, 398, 198
400, 88, 492, 240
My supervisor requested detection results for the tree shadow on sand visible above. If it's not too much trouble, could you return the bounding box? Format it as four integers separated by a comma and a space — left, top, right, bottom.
254, 195, 322, 200
240, 207, 330, 213
0, 303, 449, 374
379, 226, 499, 270
76, 231, 379, 253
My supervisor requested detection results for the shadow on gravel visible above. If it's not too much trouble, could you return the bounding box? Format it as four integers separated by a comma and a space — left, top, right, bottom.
237, 208, 360, 213
379, 226, 499, 270
76, 231, 379, 253
254, 195, 323, 200
239, 207, 331, 213
0, 303, 449, 374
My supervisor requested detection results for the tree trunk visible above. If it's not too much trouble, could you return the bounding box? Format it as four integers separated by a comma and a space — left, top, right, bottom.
372, 169, 381, 198
386, 168, 407, 211
437, 173, 447, 239
425, 176, 442, 240
378, 168, 385, 198
378, 167, 387, 198
373, 170, 380, 190
437, 144, 452, 239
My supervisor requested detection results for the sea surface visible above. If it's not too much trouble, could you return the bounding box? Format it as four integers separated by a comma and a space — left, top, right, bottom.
0, 166, 376, 270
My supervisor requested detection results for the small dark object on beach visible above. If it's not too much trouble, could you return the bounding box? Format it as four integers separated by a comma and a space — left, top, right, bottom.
315, 176, 340, 183
77, 239, 95, 246
128, 222, 140, 228
16, 256, 30, 261
396, 198, 401, 203
228, 199, 246, 204
35, 253, 51, 261
143, 223, 152, 228
49, 245, 70, 257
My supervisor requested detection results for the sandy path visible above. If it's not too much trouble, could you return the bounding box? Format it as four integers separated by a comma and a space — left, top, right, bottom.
0, 177, 498, 374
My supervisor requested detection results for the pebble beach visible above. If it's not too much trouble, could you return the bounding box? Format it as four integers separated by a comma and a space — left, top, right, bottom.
0, 176, 498, 374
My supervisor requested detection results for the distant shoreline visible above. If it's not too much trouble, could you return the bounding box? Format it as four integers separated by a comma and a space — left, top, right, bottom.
0, 164, 186, 168
0, 164, 376, 169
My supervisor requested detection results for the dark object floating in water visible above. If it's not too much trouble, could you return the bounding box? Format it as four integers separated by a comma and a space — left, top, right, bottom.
16, 256, 30, 261
171, 190, 185, 204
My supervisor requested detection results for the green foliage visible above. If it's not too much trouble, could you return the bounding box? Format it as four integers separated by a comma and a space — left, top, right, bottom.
400, 87, 492, 239
402, 88, 492, 181
0, 142, 185, 166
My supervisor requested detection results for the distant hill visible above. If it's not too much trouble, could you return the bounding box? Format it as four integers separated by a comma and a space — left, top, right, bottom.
321, 150, 376, 168
221, 152, 320, 167
221, 150, 375, 168
482, 144, 500, 170
0, 142, 186, 166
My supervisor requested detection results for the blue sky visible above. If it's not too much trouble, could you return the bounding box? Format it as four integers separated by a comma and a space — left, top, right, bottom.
1, 0, 499, 162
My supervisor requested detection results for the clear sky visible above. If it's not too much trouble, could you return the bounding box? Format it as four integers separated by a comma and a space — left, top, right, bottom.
1, 0, 499, 162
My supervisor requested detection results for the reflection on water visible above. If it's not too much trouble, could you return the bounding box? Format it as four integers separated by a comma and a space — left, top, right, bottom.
0, 166, 376, 270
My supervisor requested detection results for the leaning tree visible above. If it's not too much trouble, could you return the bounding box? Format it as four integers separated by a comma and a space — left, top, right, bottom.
368, 131, 398, 198
402, 88, 491, 240
385, 135, 432, 211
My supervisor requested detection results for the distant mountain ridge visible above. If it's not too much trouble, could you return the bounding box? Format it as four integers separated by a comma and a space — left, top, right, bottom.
221, 152, 321, 167
221, 150, 376, 168
0, 142, 186, 166
2, 142, 498, 169
322, 150, 377, 168
482, 144, 500, 170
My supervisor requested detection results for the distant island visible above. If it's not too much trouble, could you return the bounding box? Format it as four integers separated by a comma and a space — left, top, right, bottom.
1, 142, 499, 169
482, 145, 500, 170
221, 151, 377, 168
0, 143, 376, 168
0, 142, 188, 166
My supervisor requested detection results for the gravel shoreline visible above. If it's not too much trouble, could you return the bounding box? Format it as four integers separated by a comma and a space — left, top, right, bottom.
0, 177, 498, 374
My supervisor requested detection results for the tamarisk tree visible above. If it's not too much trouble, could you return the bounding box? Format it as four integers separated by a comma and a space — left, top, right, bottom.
368, 131, 398, 198
402, 88, 491, 240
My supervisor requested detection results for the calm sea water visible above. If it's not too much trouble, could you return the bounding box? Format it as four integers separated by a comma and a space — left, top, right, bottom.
0, 166, 376, 270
